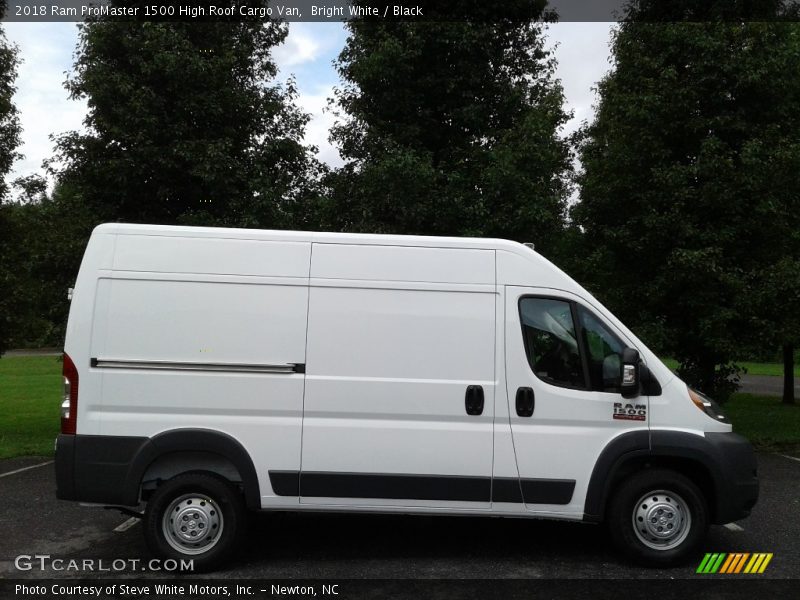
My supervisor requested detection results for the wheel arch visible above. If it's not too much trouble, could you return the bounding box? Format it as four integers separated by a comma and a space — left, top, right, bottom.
584, 430, 726, 524
128, 429, 261, 510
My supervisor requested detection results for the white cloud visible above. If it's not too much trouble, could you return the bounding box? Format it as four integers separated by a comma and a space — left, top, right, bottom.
3, 22, 85, 191
545, 22, 616, 137
274, 23, 347, 168
273, 27, 322, 67
273, 22, 346, 69
295, 84, 343, 168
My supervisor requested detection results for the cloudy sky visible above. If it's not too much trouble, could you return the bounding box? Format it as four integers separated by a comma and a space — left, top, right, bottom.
3, 22, 615, 194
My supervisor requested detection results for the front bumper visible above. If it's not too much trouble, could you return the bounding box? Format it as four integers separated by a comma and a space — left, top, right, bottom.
705, 432, 759, 523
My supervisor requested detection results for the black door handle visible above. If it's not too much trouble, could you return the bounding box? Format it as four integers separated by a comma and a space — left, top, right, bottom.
516, 387, 535, 417
465, 385, 484, 416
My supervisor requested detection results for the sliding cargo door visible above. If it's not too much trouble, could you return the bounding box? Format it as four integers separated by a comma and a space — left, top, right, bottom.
294, 243, 496, 509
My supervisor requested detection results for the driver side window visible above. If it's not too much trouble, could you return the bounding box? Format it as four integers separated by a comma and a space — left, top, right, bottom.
519, 297, 627, 393
519, 298, 586, 389
578, 306, 625, 393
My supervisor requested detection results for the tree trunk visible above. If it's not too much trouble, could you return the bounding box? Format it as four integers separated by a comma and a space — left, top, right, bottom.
699, 356, 716, 397
783, 344, 795, 405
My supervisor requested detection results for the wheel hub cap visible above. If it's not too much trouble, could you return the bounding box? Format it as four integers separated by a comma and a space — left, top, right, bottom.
632, 490, 691, 550
162, 494, 223, 555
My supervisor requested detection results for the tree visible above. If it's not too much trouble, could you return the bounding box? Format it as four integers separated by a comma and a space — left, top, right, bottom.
326, 1, 572, 254
574, 11, 800, 401
51, 4, 320, 229
4, 179, 95, 349
783, 345, 796, 404
0, 12, 22, 356
752, 256, 800, 404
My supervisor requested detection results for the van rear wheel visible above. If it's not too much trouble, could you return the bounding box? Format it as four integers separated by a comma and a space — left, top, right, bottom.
144, 472, 245, 572
608, 468, 708, 566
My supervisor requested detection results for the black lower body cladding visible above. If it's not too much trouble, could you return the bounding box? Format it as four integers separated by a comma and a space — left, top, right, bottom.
55, 429, 262, 509
54, 433, 76, 500
703, 432, 759, 523
584, 429, 759, 524
56, 429, 758, 525
55, 433, 149, 505
268, 471, 575, 504
650, 430, 759, 524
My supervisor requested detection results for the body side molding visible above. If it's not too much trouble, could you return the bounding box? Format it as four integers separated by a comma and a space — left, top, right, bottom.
91, 357, 305, 374
268, 471, 575, 505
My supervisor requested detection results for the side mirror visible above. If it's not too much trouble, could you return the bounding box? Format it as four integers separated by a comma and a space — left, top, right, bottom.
620, 348, 640, 398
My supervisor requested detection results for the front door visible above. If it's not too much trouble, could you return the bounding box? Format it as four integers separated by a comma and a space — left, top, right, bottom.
504, 287, 649, 516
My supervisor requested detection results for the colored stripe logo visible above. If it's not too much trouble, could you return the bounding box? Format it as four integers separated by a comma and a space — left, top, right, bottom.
697, 553, 773, 574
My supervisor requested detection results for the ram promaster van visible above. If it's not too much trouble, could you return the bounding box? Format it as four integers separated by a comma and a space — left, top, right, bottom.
55, 224, 758, 570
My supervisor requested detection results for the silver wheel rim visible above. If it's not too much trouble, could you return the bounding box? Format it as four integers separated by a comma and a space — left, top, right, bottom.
162, 493, 224, 555
632, 489, 691, 550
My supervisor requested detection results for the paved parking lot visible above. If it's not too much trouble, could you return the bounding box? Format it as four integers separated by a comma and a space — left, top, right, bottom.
740, 375, 800, 397
1, 453, 798, 581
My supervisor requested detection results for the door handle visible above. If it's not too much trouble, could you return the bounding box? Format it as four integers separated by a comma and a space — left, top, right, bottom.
516, 387, 535, 417
465, 385, 484, 416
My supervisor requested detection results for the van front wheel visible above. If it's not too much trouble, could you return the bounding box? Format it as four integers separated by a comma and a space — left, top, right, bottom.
143, 472, 245, 572
608, 469, 708, 566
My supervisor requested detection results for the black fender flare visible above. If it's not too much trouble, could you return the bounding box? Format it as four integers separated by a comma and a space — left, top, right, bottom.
649, 430, 758, 524
584, 429, 758, 524
583, 430, 649, 521
127, 428, 261, 510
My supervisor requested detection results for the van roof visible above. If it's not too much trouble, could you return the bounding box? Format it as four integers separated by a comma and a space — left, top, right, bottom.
94, 222, 585, 295
96, 222, 534, 255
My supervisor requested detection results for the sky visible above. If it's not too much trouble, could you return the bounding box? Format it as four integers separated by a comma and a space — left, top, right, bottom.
2, 22, 615, 194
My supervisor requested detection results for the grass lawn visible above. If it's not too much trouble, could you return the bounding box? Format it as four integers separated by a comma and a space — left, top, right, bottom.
725, 393, 800, 452
0, 355, 62, 458
0, 355, 798, 458
660, 357, 799, 377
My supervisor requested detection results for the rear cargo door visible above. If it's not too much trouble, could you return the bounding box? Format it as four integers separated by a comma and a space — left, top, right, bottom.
92, 234, 311, 508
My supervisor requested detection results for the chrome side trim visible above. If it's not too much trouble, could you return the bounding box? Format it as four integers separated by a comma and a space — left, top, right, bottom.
90, 358, 304, 374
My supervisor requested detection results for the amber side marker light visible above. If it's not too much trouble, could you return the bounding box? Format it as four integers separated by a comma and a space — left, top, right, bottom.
688, 388, 727, 422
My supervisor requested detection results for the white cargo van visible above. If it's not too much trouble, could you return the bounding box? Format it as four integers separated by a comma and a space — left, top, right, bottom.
55, 223, 758, 569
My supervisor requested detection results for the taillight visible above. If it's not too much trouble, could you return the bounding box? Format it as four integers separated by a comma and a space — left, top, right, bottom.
61, 353, 78, 434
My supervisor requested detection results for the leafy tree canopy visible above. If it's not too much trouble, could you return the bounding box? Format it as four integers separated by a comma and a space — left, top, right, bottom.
326, 0, 572, 253
575, 19, 800, 399
0, 17, 21, 355
622, 0, 800, 21
52, 4, 320, 228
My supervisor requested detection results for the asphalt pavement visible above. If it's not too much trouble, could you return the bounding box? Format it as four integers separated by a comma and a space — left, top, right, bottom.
739, 375, 799, 397
1, 453, 798, 581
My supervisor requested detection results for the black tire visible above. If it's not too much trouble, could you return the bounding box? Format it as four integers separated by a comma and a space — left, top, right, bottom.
143, 472, 246, 572
607, 468, 708, 566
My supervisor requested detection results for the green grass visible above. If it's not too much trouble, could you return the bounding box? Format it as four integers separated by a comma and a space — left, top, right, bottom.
660, 357, 799, 377
0, 355, 62, 458
725, 393, 800, 452
0, 356, 798, 459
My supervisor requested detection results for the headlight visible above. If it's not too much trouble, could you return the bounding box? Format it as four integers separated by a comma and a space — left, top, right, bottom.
688, 387, 727, 422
